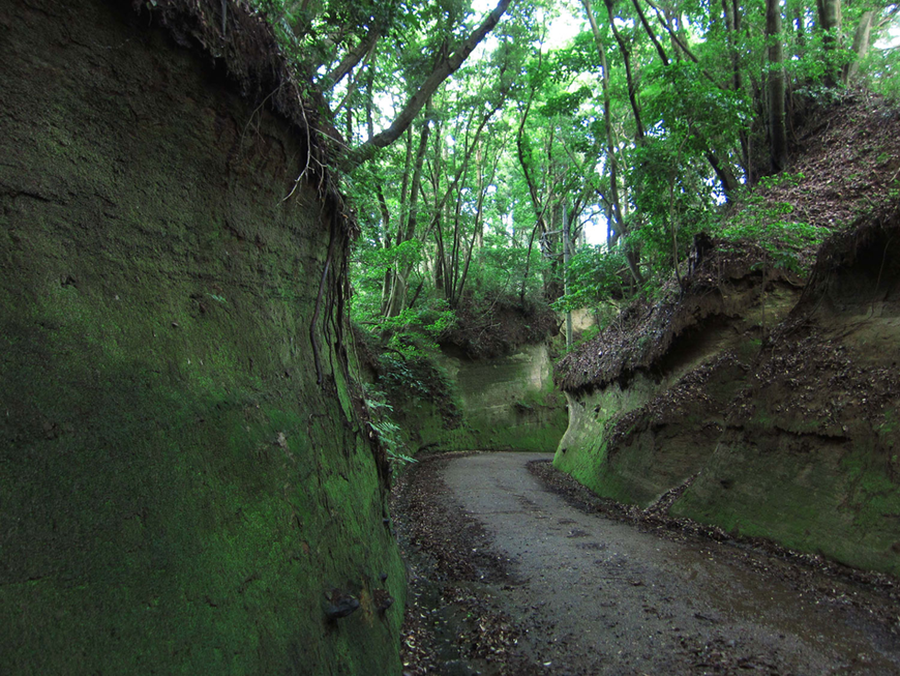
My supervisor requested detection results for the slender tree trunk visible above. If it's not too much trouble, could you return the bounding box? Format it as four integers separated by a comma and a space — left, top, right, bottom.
385, 108, 431, 319
789, 0, 806, 55
819, 0, 842, 86
563, 201, 573, 347
722, 0, 750, 178
364, 58, 400, 318
662, 4, 685, 59
516, 92, 549, 240
583, 0, 644, 285
605, 0, 645, 139
843, 9, 875, 83
453, 141, 492, 305
632, 0, 670, 64
767, 0, 787, 172
603, 199, 617, 246
520, 223, 540, 303
402, 109, 431, 245
722, 0, 738, 87
434, 216, 446, 297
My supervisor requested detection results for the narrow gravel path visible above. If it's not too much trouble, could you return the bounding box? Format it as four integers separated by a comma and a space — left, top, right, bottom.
413, 451, 900, 675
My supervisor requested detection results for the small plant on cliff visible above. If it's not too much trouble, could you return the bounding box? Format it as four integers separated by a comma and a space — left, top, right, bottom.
363, 385, 416, 467
720, 173, 829, 273
377, 344, 461, 425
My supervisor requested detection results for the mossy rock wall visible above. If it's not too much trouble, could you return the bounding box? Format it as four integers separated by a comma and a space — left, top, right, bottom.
554, 284, 798, 502
438, 344, 566, 452
672, 424, 900, 574
0, 1, 404, 673
554, 222, 900, 576
553, 379, 658, 497
389, 344, 566, 454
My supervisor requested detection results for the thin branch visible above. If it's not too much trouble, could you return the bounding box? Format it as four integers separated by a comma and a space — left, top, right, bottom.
321, 28, 382, 90
644, 0, 722, 87
340, 0, 513, 172
631, 0, 670, 65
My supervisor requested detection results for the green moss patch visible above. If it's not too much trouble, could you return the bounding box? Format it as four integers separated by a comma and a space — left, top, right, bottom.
0, 2, 404, 673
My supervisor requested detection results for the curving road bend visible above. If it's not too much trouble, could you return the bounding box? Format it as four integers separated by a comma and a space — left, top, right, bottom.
437, 452, 900, 675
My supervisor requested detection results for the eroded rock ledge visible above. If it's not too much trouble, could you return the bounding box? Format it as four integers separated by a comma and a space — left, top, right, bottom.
555, 213, 900, 576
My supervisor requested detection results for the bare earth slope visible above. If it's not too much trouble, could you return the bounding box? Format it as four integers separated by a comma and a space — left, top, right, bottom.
553, 91, 900, 576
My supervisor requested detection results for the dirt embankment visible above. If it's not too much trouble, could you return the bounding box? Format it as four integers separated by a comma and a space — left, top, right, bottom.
554, 94, 900, 576
555, 204, 900, 576
0, 1, 403, 673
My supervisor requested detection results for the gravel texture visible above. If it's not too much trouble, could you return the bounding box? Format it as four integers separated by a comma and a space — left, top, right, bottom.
393, 452, 900, 675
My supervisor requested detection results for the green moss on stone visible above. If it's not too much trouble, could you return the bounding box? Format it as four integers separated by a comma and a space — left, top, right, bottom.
0, 2, 405, 673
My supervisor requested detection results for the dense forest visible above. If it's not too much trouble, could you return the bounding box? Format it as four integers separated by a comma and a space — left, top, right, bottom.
3, 0, 900, 673
250, 0, 899, 339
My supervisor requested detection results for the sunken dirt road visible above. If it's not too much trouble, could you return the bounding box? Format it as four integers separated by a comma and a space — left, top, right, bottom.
393, 452, 900, 676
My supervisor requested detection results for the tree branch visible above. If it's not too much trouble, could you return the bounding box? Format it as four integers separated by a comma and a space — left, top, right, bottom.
632, 0, 669, 65
339, 0, 514, 172
321, 28, 382, 90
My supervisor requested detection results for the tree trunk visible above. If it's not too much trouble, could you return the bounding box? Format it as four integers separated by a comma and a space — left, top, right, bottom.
819, 0, 842, 86
767, 0, 787, 172
321, 27, 381, 90
605, 0, 645, 139
843, 9, 875, 83
384, 110, 431, 319
563, 202, 573, 347
583, 0, 644, 285
516, 90, 550, 240
705, 151, 741, 199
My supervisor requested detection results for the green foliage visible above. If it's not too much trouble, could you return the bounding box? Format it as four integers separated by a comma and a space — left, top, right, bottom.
468, 228, 552, 302
720, 173, 828, 272
552, 245, 632, 312
643, 60, 752, 143
367, 330, 463, 430
252, 0, 896, 353
379, 299, 457, 345
377, 344, 456, 405
363, 385, 417, 467
861, 46, 900, 102
793, 83, 845, 109
875, 410, 899, 446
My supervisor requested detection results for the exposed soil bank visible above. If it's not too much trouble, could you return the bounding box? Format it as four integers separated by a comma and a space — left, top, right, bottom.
555, 213, 900, 576
0, 1, 403, 673
396, 452, 900, 675
367, 301, 567, 455
553, 95, 900, 578
427, 344, 566, 452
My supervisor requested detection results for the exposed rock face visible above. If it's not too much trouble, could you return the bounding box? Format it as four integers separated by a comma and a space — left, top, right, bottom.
674, 214, 900, 574
554, 220, 900, 576
0, 1, 403, 673
439, 343, 566, 451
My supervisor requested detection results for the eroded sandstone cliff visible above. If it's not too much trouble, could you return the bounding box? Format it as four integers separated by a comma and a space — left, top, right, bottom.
554, 213, 900, 576
0, 1, 404, 672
